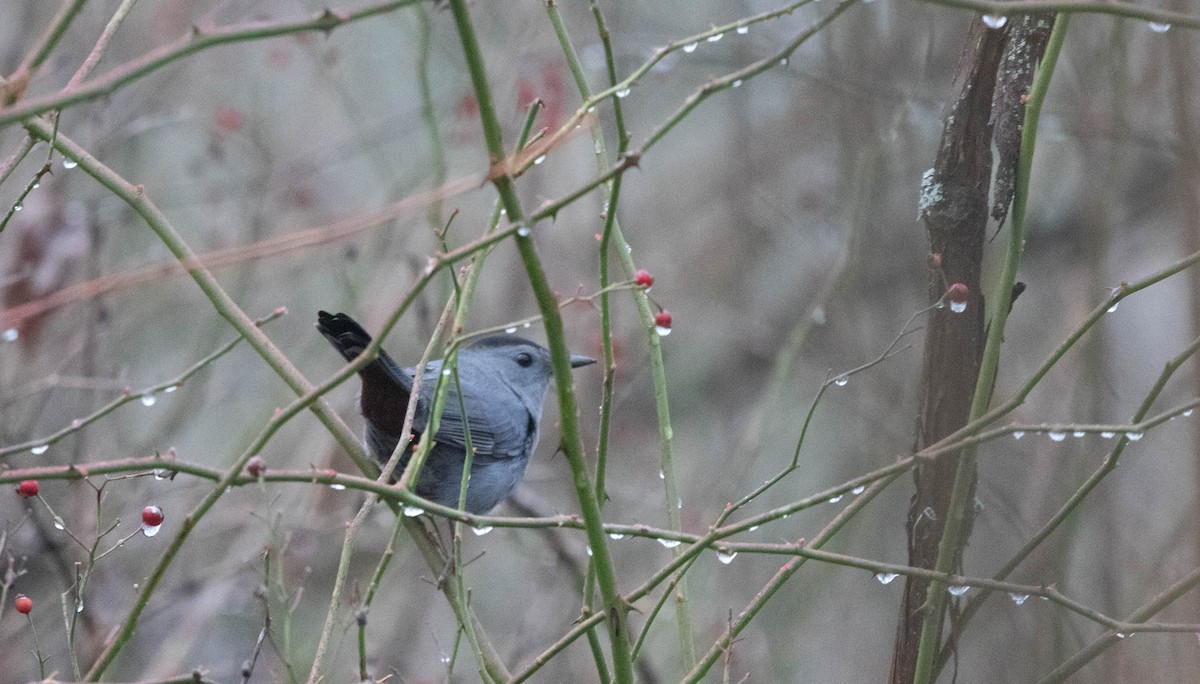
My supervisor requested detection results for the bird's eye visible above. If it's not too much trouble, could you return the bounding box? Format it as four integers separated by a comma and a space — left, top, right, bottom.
515, 351, 533, 367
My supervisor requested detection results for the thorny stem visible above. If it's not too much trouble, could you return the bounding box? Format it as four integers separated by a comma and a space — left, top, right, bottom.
352, 108, 540, 683
0, 2, 424, 129
548, 0, 705, 669
526, 0, 858, 225
936, 331, 1200, 674
1, 310, 285, 458
446, 2, 634, 680
19, 120, 510, 680
6, 0, 88, 104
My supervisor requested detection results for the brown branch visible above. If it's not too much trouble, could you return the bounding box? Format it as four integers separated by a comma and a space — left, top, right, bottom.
890, 19, 1006, 683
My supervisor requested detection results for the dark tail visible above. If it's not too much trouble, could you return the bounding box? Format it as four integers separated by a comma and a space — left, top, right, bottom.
316, 311, 412, 438
317, 310, 375, 362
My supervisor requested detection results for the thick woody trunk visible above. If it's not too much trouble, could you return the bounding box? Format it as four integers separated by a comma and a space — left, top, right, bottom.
890, 14, 1056, 681
889, 20, 1002, 683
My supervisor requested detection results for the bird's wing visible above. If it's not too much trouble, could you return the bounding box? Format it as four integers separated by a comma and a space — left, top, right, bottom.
415, 364, 529, 460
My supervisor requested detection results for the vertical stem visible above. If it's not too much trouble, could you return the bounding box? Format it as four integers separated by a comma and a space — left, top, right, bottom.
445, 2, 634, 681
415, 4, 447, 232
546, 0, 699, 667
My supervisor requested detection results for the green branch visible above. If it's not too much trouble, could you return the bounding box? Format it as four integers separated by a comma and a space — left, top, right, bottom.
918, 0, 1200, 30
445, 2, 633, 680
0, 1, 422, 130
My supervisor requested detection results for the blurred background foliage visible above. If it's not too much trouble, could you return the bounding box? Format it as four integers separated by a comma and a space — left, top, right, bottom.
1, 0, 1198, 681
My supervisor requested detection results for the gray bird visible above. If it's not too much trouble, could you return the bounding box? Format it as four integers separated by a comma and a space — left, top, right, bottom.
317, 311, 595, 514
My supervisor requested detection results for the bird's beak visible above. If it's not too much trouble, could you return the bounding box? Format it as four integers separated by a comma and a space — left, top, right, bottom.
570, 354, 597, 368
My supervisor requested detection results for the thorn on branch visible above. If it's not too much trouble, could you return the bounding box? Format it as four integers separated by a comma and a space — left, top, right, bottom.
316, 8, 351, 36
1010, 281, 1026, 306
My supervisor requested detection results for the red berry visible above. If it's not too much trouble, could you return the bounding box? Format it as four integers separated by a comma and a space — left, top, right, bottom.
635, 269, 654, 288
14, 594, 32, 614
214, 107, 243, 133
246, 457, 266, 478
16, 480, 38, 498
947, 282, 969, 303
655, 310, 672, 329
142, 505, 164, 527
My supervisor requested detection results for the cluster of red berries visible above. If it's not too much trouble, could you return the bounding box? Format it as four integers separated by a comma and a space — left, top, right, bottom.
633, 269, 672, 333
